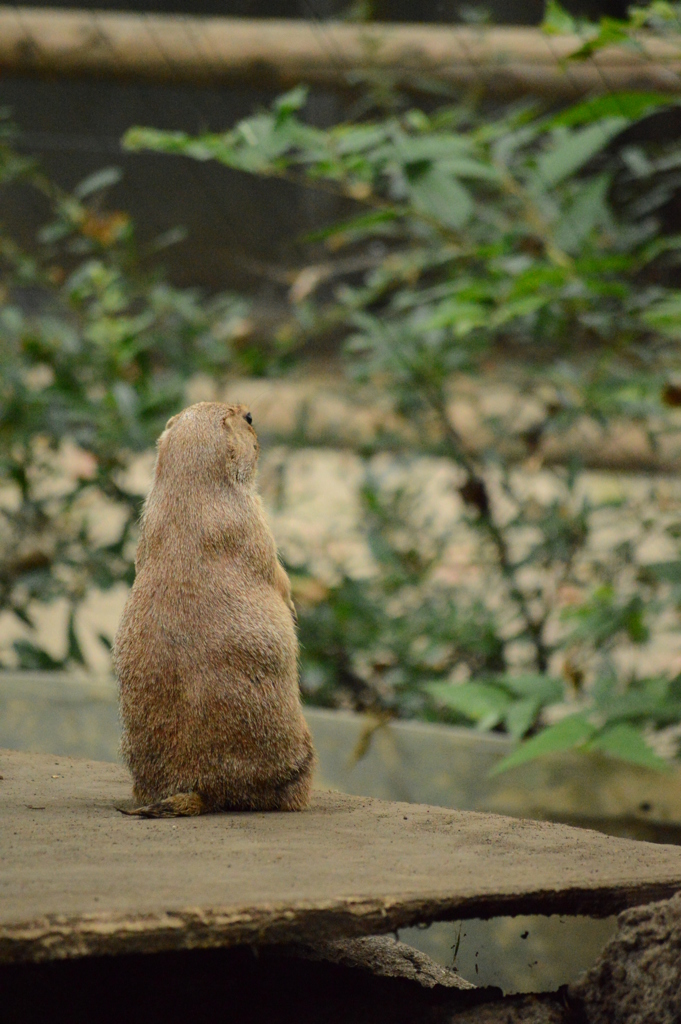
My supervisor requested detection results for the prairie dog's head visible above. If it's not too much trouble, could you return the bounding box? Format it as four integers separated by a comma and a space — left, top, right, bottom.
156, 402, 259, 486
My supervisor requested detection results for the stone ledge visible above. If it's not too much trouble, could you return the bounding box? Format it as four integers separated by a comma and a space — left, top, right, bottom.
2, 748, 681, 965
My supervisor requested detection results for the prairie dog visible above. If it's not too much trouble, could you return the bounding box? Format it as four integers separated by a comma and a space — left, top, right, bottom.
113, 402, 315, 817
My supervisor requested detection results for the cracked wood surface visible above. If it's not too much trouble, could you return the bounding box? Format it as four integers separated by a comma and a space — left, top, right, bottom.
2, 748, 681, 964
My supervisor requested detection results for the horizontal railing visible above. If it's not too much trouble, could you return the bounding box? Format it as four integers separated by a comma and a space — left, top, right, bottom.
1, 8, 680, 96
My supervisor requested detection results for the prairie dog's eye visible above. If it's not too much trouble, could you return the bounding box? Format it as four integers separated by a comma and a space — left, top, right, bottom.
244, 412, 253, 425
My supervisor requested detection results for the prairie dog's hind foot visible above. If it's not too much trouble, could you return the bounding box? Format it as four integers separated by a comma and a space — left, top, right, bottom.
117, 792, 209, 818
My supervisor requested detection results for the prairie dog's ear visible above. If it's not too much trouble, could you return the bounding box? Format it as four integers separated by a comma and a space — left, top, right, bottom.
221, 408, 241, 430
157, 411, 182, 451
222, 407, 253, 428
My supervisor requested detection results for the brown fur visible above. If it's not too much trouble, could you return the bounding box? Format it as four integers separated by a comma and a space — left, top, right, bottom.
113, 402, 316, 818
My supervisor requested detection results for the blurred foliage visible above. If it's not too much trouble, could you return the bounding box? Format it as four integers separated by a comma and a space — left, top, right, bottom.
7, 1, 681, 774
0, 116, 248, 666
543, 0, 681, 55
125, 9, 681, 772
291, 477, 505, 717
289, 466, 681, 773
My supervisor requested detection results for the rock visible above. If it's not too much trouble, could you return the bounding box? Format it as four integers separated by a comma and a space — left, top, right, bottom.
3, 748, 681, 965
287, 934, 477, 989
449, 993, 573, 1023
571, 891, 681, 1024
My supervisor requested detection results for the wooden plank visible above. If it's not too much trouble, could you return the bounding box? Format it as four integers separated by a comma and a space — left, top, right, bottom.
0, 7, 680, 97
1, 748, 681, 964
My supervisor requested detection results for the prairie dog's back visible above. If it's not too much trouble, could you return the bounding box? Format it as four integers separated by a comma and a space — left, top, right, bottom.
113, 402, 315, 817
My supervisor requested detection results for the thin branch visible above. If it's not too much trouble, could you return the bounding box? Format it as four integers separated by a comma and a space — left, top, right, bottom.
428, 388, 551, 672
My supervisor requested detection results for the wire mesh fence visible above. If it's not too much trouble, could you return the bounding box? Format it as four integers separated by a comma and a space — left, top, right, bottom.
3, 1, 681, 290
3, 0, 681, 282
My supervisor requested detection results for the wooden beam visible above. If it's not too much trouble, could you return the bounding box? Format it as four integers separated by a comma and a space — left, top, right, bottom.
1, 7, 681, 97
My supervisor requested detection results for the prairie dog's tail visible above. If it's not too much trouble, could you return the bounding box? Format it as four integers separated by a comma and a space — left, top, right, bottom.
117, 792, 209, 818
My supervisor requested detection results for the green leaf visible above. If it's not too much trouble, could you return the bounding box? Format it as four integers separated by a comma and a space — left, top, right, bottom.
489, 294, 549, 328
588, 723, 670, 771
273, 85, 309, 118
642, 293, 681, 338
639, 233, 681, 265
542, 0, 578, 35
393, 133, 473, 163
595, 684, 681, 727
13, 640, 64, 670
499, 673, 564, 703
407, 167, 473, 229
438, 157, 500, 182
230, 115, 294, 170
302, 209, 398, 245
334, 125, 389, 156
626, 603, 650, 644
504, 696, 543, 740
67, 608, 86, 665
548, 93, 677, 128
564, 587, 649, 647
490, 713, 596, 774
123, 127, 191, 154
425, 298, 489, 335
73, 167, 122, 200
569, 19, 631, 61
425, 681, 512, 730
554, 173, 611, 253
389, 133, 499, 183
533, 120, 628, 190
